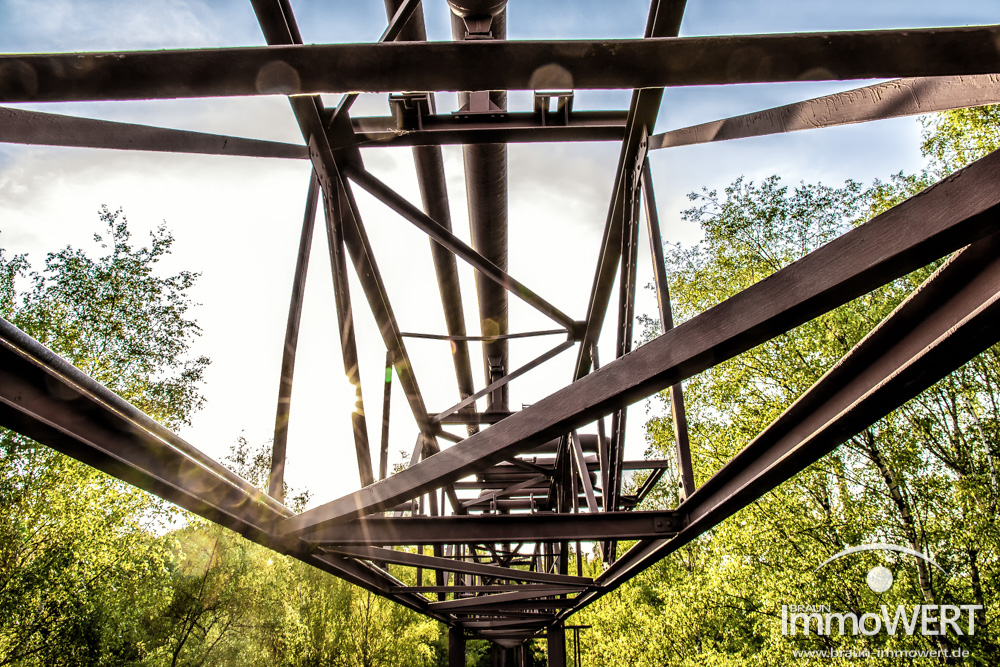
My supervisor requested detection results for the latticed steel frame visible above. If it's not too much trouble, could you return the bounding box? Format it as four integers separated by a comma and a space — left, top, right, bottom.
3, 0, 1000, 662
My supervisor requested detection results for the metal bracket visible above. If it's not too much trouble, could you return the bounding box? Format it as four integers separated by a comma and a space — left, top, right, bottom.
534, 91, 574, 126
389, 92, 435, 131
453, 90, 507, 121
462, 16, 494, 39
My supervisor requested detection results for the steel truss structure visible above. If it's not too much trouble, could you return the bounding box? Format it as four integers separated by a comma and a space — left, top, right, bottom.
3, 1, 1000, 664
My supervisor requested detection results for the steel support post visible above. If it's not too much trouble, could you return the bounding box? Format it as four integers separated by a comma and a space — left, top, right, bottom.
379, 350, 392, 480
269, 171, 320, 502
449, 627, 466, 667
451, 7, 511, 413
641, 158, 695, 499
324, 178, 375, 487
547, 624, 566, 667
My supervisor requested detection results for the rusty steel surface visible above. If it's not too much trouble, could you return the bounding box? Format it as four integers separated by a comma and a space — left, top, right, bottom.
2, 0, 1000, 659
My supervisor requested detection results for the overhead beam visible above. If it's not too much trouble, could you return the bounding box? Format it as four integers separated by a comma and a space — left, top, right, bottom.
278, 145, 1000, 535
4, 26, 1000, 101
430, 588, 580, 612
347, 111, 628, 148
392, 585, 573, 594
649, 74, 1000, 150
574, 225, 1000, 613
322, 546, 593, 586
0, 105, 309, 158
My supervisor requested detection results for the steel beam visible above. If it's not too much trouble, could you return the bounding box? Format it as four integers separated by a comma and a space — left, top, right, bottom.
344, 165, 577, 331
572, 0, 685, 382
431, 589, 579, 612
433, 340, 575, 424
380, 350, 392, 481
463, 475, 549, 508
7, 27, 1000, 101
322, 546, 592, 586
570, 432, 600, 514
269, 172, 320, 501
383, 0, 479, 439
649, 74, 1000, 150
0, 318, 444, 619
605, 159, 642, 520
324, 179, 375, 487
393, 585, 573, 594
0, 105, 308, 158
571, 226, 1000, 614
347, 111, 628, 148
279, 146, 1000, 534
641, 159, 695, 499
304, 510, 679, 545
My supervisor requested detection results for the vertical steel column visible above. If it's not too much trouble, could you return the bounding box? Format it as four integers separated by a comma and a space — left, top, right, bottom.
269, 172, 320, 502
548, 624, 566, 667
606, 165, 642, 518
383, 0, 479, 434
380, 349, 393, 480
324, 179, 375, 487
449, 627, 466, 667
451, 5, 510, 413
591, 344, 610, 507
641, 159, 695, 500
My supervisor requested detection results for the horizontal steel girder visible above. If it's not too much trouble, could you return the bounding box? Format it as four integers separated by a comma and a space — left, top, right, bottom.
301, 511, 681, 545
347, 111, 628, 148
0, 318, 444, 619
322, 545, 592, 586
279, 144, 1000, 536
649, 74, 1000, 150
430, 589, 579, 612
1, 26, 999, 102
573, 225, 1000, 613
0, 105, 309, 158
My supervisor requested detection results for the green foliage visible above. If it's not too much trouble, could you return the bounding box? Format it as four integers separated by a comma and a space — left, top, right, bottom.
0, 206, 205, 666
921, 105, 1000, 175
578, 109, 1000, 665
1, 208, 446, 666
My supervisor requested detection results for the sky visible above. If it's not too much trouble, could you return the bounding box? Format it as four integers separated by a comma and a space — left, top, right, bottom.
1, 0, 996, 509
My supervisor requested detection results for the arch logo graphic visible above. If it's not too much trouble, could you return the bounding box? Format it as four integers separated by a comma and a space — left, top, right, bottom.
781, 543, 983, 639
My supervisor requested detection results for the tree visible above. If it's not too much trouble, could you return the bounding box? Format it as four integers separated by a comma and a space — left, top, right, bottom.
573, 108, 1000, 665
0, 206, 208, 665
